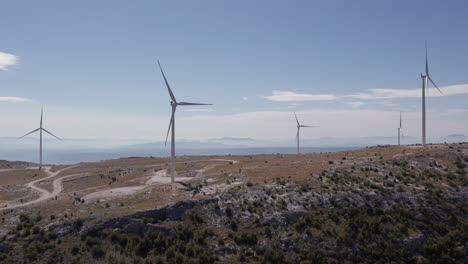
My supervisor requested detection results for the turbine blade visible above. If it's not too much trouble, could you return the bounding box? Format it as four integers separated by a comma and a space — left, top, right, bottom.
165, 110, 175, 146
40, 105, 43, 127
425, 43, 429, 75
18, 128, 40, 139
157, 60, 177, 103
300, 125, 315, 128
294, 112, 299, 126
42, 128, 62, 140
178, 102, 212, 106
428, 76, 443, 94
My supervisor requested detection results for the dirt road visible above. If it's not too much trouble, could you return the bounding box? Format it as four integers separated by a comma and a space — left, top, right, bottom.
0, 165, 78, 210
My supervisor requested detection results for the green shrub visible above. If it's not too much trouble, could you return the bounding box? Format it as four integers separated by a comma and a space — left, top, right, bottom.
230, 219, 238, 231
262, 248, 285, 264
225, 207, 233, 218
70, 245, 80, 255
73, 219, 83, 231
19, 214, 30, 223
235, 233, 258, 246
91, 245, 105, 259
32, 226, 40, 235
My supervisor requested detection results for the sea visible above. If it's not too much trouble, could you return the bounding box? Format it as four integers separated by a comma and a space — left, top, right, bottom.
0, 146, 360, 165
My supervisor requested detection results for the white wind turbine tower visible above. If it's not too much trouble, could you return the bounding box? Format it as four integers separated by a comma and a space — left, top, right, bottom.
398, 112, 403, 146
158, 61, 212, 184
18, 105, 61, 170
294, 113, 313, 154
421, 44, 443, 147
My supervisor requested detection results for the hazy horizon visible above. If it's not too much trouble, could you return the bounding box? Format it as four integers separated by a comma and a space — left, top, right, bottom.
1, 134, 466, 165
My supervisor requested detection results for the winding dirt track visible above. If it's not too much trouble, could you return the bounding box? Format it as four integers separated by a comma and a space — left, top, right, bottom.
1, 165, 78, 210
82, 159, 239, 201
0, 159, 239, 209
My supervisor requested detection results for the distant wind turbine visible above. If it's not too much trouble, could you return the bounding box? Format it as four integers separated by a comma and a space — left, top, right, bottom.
398, 112, 403, 146
421, 44, 443, 147
158, 61, 212, 184
294, 113, 314, 154
18, 105, 61, 170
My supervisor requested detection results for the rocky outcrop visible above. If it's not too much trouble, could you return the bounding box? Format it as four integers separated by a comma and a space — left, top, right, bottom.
128, 198, 218, 222
95, 217, 171, 235
88, 198, 219, 236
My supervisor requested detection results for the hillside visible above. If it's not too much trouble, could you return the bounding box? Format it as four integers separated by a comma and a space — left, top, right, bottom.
0, 143, 466, 263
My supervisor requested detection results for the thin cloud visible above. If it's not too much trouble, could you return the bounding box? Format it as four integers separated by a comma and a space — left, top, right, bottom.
262, 84, 468, 105
344, 84, 468, 100
181, 107, 468, 139
262, 91, 337, 101
181, 109, 410, 138
346, 101, 365, 107
2, 105, 466, 140
0, 97, 31, 102
446, 108, 468, 114
435, 108, 468, 117
287, 102, 304, 109
242, 97, 248, 101
0, 52, 19, 70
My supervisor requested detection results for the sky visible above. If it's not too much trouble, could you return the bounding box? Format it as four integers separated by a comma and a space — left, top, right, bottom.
1, 0, 468, 143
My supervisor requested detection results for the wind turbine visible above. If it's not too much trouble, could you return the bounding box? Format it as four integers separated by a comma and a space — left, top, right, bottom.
421, 44, 443, 147
18, 105, 61, 170
398, 112, 402, 146
294, 113, 313, 154
157, 61, 212, 184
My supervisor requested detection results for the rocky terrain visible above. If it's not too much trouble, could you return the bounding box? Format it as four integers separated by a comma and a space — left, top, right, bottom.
0, 160, 36, 170
0, 143, 466, 263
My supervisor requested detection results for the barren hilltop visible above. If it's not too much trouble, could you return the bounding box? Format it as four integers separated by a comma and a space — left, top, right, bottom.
0, 143, 466, 263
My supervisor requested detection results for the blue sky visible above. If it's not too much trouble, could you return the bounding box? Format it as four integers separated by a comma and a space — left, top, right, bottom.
1, 0, 468, 141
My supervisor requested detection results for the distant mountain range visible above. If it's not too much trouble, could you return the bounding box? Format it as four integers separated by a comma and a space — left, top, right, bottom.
0, 135, 466, 165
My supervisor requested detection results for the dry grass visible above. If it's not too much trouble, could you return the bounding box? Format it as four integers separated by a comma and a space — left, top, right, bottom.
0, 143, 465, 233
